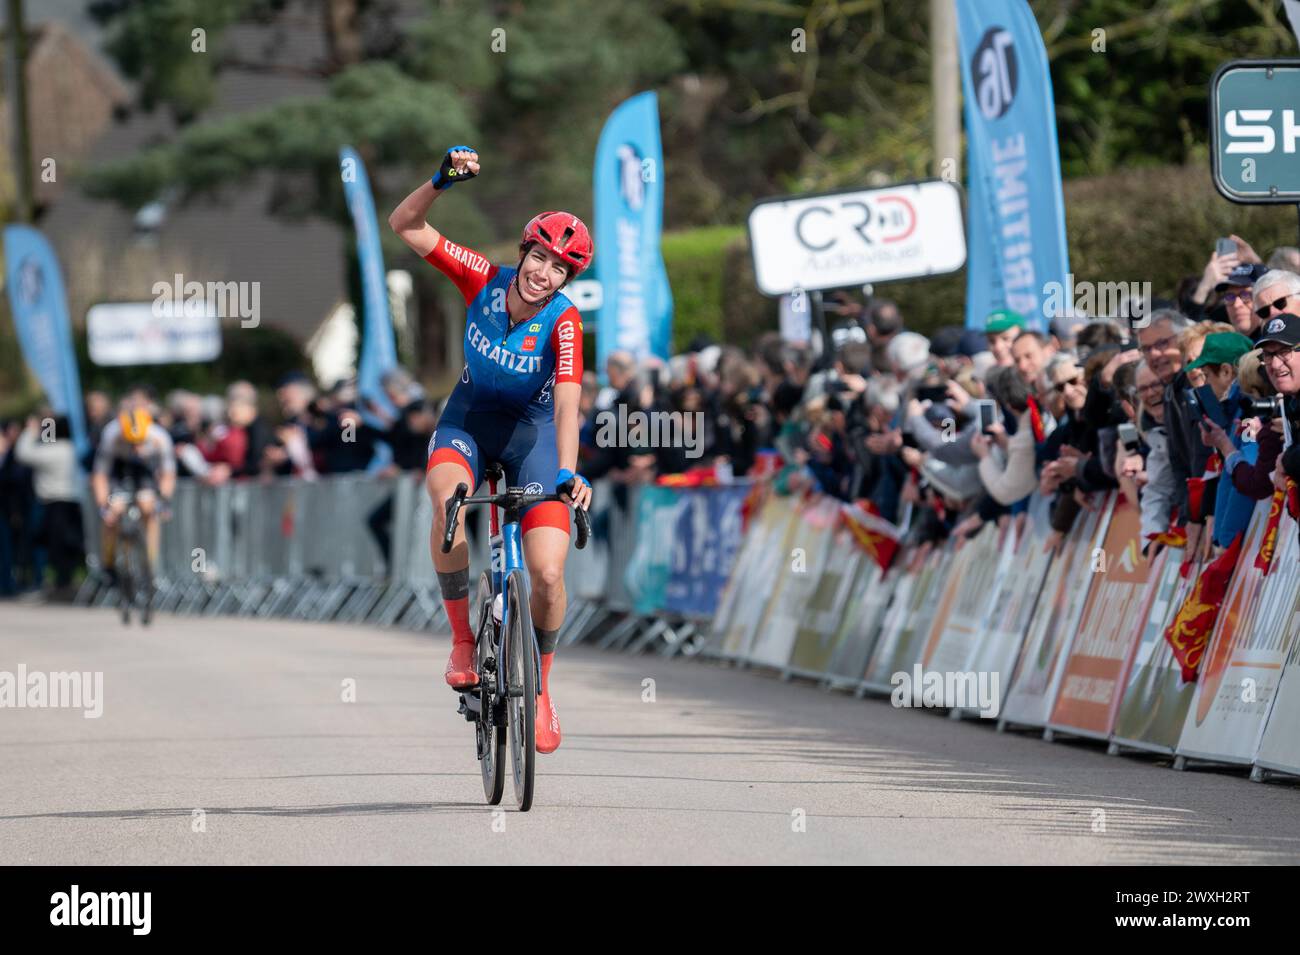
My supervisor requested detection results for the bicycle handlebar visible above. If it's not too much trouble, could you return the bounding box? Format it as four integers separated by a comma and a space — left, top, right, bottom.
441, 482, 591, 553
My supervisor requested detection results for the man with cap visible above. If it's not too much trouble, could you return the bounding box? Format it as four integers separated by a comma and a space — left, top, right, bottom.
1190, 331, 1265, 550
984, 309, 1025, 367
1226, 314, 1300, 501
1212, 263, 1269, 339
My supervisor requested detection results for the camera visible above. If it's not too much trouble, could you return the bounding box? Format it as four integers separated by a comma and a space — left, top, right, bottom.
1239, 394, 1284, 420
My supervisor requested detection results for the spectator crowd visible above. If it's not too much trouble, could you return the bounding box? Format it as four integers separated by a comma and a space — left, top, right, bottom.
4, 235, 1300, 600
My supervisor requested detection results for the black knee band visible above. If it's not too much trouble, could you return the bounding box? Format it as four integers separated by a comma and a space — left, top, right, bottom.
437, 567, 469, 601
535, 627, 560, 655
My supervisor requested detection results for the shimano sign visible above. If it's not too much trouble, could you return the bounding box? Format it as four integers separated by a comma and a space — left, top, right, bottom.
1211, 60, 1300, 203
747, 180, 967, 297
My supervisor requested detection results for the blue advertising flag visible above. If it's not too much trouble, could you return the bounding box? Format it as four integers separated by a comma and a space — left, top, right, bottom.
3, 225, 89, 455
339, 146, 397, 420
954, 0, 1070, 331
593, 91, 673, 382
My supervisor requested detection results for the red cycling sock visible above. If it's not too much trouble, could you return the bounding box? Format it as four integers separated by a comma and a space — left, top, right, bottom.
445, 596, 473, 645
539, 651, 554, 695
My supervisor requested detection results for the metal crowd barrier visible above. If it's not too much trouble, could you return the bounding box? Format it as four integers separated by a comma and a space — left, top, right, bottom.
74, 474, 707, 654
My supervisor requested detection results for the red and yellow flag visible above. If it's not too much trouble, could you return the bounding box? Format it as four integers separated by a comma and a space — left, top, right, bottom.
1255, 487, 1285, 575
842, 500, 901, 572
1162, 531, 1242, 682
1146, 525, 1188, 549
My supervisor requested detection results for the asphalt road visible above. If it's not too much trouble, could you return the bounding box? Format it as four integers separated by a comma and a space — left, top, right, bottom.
3, 604, 1299, 864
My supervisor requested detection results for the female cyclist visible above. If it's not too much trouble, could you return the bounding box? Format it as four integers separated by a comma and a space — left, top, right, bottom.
389, 146, 593, 754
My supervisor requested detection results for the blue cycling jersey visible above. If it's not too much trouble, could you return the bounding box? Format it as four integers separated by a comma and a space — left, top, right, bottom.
425, 236, 583, 420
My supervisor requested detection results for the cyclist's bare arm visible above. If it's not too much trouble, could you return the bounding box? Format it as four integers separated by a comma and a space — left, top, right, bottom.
553, 381, 581, 475
155, 426, 178, 500
389, 148, 480, 257
92, 472, 110, 511
91, 420, 118, 510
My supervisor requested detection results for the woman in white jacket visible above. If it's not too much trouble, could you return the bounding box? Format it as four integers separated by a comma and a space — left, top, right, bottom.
971, 366, 1043, 505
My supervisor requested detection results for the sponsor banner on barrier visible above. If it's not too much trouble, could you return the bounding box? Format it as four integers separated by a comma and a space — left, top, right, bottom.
1254, 514, 1300, 777
961, 500, 1054, 718
662, 485, 749, 618
789, 519, 865, 675
826, 563, 898, 683
1111, 546, 1196, 754
749, 496, 840, 669
1176, 506, 1300, 765
862, 546, 953, 692
717, 494, 801, 659
1000, 500, 1107, 728
1048, 496, 1161, 739
919, 521, 1006, 679
624, 484, 680, 614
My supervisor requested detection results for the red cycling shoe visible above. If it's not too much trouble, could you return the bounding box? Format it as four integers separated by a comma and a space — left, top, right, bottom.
445, 637, 479, 688
535, 690, 561, 754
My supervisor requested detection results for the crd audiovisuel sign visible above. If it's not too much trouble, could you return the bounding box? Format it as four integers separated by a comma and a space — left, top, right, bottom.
747, 180, 966, 298
1211, 59, 1300, 203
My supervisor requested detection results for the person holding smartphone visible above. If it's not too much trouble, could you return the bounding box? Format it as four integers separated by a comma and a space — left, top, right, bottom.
1185, 235, 1263, 324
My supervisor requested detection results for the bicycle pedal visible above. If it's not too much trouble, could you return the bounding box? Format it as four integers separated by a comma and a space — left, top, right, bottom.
457, 693, 482, 723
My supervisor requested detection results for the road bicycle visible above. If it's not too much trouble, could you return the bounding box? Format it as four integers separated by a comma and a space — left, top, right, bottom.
442, 463, 590, 811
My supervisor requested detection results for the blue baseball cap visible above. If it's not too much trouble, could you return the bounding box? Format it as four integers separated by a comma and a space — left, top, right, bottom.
1215, 263, 1268, 293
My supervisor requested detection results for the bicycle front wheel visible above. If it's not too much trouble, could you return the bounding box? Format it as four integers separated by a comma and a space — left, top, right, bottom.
118, 535, 136, 625
504, 569, 536, 811
475, 571, 505, 805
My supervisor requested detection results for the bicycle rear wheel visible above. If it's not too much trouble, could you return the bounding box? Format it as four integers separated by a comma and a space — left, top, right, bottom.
474, 571, 505, 805
504, 569, 537, 811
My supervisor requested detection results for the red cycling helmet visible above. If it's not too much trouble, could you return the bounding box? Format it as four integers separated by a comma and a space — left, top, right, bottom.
519, 211, 593, 280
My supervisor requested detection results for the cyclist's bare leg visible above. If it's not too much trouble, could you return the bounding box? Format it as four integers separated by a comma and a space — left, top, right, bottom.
427, 461, 478, 685
523, 527, 568, 635
426, 462, 472, 573
523, 525, 568, 753
136, 491, 159, 566
101, 499, 126, 572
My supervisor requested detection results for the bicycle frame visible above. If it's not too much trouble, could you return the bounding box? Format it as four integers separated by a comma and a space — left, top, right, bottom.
485, 471, 525, 654
443, 467, 590, 679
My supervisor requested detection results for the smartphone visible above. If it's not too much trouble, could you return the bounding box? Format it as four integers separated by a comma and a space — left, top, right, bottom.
1193, 383, 1229, 430
1216, 237, 1237, 257
973, 398, 999, 434
1118, 421, 1140, 452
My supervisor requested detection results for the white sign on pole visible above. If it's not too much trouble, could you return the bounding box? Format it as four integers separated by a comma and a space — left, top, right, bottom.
747, 179, 967, 297
778, 293, 811, 344
87, 302, 222, 366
